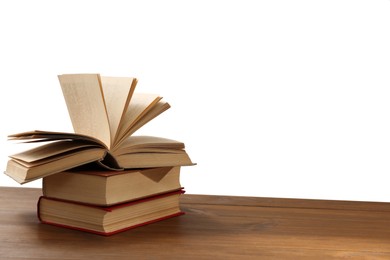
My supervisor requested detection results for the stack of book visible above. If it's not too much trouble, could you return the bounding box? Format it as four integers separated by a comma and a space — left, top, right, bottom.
4, 74, 194, 235
39, 166, 185, 235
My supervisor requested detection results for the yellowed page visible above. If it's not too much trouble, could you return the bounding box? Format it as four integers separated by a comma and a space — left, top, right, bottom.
123, 100, 170, 138
113, 135, 184, 155
58, 74, 111, 148
116, 151, 193, 168
100, 76, 137, 146
113, 93, 162, 148
9, 141, 102, 163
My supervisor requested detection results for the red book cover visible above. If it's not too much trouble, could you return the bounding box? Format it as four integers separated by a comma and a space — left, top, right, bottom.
37, 189, 185, 236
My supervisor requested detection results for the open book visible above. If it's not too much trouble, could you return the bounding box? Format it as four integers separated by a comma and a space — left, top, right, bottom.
5, 74, 194, 184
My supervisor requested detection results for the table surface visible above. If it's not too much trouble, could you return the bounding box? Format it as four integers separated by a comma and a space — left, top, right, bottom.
1, 187, 390, 259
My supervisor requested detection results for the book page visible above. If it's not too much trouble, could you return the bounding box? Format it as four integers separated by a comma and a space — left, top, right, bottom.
112, 135, 185, 155
9, 141, 102, 164
8, 130, 106, 147
113, 93, 162, 148
100, 76, 137, 147
123, 100, 170, 138
58, 74, 111, 148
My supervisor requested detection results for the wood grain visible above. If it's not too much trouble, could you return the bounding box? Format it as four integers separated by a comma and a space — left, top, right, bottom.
1, 187, 390, 259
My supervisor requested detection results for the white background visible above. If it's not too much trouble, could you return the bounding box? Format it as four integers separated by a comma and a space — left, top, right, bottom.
1, 0, 390, 202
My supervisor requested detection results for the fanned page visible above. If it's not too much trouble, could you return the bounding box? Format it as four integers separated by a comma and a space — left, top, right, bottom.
8, 130, 106, 147
113, 93, 163, 148
100, 76, 137, 147
123, 100, 170, 139
9, 141, 102, 165
58, 74, 111, 148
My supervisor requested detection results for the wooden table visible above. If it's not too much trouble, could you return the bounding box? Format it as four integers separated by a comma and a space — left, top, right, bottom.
1, 187, 390, 259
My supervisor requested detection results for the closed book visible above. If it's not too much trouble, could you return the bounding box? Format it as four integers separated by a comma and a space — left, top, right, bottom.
43, 166, 182, 206
38, 190, 185, 236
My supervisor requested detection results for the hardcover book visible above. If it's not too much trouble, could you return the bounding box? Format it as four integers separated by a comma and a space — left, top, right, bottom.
43, 166, 182, 206
38, 189, 185, 236
5, 74, 194, 184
